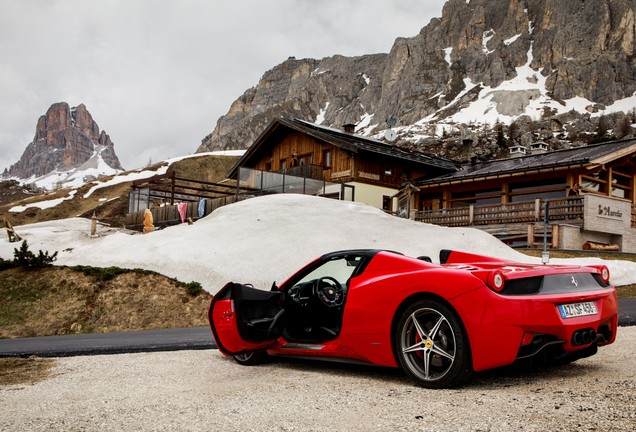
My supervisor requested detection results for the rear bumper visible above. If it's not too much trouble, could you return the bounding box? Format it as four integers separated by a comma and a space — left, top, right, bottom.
451, 286, 618, 372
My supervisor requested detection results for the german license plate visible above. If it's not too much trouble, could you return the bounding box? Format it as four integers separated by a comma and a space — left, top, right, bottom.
558, 302, 597, 319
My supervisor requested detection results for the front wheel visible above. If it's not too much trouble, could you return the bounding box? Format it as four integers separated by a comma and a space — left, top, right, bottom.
395, 299, 473, 388
233, 351, 269, 366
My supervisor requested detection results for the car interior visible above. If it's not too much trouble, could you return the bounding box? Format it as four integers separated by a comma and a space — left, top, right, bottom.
232, 252, 372, 345
281, 254, 363, 343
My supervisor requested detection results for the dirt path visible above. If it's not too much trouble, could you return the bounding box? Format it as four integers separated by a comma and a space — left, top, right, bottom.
1, 327, 634, 431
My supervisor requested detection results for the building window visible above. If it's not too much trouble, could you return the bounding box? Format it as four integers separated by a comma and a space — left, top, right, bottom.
280, 160, 287, 170
385, 165, 393, 176
382, 195, 393, 212
509, 177, 567, 202
299, 154, 313, 166
581, 172, 606, 194
611, 171, 631, 199
265, 162, 272, 171
450, 188, 501, 208
323, 150, 332, 168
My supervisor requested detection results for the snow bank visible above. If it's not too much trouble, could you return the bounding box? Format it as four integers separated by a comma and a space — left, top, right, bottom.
2, 194, 635, 294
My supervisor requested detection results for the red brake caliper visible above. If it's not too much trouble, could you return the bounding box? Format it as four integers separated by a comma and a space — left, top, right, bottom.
414, 333, 424, 359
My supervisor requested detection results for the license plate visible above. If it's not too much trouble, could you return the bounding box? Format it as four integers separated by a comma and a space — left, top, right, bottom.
558, 302, 598, 319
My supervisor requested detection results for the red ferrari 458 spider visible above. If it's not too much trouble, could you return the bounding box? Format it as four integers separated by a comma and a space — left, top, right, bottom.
209, 249, 617, 388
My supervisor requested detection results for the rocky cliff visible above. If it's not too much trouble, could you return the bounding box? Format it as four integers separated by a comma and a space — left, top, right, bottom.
3, 102, 124, 182
197, 0, 636, 157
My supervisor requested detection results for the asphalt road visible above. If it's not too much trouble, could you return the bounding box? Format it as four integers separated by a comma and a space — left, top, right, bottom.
0, 326, 216, 358
1, 299, 634, 358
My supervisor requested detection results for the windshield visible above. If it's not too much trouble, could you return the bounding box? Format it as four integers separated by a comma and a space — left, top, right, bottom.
294, 256, 362, 287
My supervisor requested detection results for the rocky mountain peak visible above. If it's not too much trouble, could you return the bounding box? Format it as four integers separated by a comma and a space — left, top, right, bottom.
197, 0, 636, 161
3, 102, 123, 187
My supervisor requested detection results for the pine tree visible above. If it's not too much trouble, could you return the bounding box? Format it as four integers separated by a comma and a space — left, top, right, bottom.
496, 124, 506, 148
596, 115, 608, 137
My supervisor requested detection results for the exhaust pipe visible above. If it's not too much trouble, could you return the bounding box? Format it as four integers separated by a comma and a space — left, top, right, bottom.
582, 330, 590, 344
571, 328, 597, 347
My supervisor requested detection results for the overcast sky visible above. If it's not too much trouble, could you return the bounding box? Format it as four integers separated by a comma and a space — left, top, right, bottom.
0, 0, 446, 172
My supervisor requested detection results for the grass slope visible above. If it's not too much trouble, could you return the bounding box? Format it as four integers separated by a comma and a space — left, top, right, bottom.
0, 266, 212, 339
0, 155, 240, 229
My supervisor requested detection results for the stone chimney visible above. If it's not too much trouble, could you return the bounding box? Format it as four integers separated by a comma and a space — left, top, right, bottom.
343, 124, 356, 133
530, 142, 549, 155
509, 145, 527, 158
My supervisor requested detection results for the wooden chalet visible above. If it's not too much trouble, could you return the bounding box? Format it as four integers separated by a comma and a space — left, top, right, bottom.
226, 118, 457, 212
400, 139, 636, 252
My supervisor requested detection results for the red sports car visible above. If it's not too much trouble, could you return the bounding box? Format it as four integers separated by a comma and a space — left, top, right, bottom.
208, 249, 618, 388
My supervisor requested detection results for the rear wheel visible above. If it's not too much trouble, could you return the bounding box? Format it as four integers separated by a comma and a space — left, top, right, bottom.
233, 351, 269, 366
395, 299, 473, 388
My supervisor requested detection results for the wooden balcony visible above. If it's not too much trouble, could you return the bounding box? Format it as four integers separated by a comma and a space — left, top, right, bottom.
415, 197, 584, 227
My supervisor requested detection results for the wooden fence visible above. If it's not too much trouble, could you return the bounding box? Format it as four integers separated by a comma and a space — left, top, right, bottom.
126, 195, 253, 230
487, 223, 559, 249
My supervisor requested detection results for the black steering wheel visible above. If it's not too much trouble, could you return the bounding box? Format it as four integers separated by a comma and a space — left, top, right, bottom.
313, 276, 344, 307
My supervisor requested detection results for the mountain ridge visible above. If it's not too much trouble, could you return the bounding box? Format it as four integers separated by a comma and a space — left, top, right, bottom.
197, 0, 636, 159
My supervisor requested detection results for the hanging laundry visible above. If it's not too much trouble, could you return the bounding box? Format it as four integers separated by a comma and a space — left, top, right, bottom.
177, 202, 187, 223
198, 199, 207, 218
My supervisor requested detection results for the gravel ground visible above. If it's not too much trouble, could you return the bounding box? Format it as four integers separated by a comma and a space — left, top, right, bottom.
1, 328, 635, 431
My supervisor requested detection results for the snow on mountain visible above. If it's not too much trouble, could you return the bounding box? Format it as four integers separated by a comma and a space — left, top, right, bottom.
20, 145, 125, 191
2, 194, 634, 294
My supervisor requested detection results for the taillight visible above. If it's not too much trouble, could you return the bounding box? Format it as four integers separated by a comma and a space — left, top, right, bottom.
591, 265, 610, 284
487, 270, 505, 292
600, 266, 610, 284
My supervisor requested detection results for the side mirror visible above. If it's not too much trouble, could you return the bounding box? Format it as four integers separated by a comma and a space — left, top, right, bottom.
270, 281, 278, 291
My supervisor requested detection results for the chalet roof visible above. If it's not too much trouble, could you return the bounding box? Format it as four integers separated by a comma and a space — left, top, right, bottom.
226, 118, 458, 179
414, 139, 636, 188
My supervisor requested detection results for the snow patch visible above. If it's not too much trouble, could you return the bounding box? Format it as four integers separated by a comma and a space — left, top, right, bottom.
9, 190, 77, 213
443, 47, 453, 65
503, 34, 522, 46
482, 30, 495, 54
2, 195, 636, 294
315, 102, 330, 125
356, 113, 375, 133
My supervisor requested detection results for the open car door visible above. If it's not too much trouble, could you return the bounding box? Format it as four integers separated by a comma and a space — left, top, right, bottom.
209, 282, 285, 356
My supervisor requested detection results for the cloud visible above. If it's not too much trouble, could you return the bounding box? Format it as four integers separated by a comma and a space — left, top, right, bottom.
0, 0, 446, 172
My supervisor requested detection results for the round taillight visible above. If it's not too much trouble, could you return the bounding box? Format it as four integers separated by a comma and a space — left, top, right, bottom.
488, 270, 505, 292
600, 266, 610, 283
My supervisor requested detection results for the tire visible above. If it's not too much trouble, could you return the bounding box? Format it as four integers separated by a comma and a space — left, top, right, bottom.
233, 351, 269, 366
395, 299, 473, 388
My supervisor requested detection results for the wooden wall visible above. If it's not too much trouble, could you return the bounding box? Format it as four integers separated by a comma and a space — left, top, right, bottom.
252, 131, 428, 188
253, 132, 352, 181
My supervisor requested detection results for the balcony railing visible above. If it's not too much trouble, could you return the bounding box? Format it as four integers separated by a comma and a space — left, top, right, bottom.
415, 197, 584, 227
277, 164, 324, 180
237, 167, 354, 200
